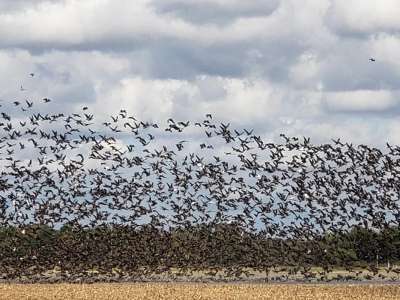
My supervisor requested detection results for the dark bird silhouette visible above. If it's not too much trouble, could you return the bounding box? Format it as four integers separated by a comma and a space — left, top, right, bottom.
25, 100, 33, 108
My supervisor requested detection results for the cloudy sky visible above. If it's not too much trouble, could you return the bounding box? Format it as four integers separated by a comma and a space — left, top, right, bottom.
1, 0, 400, 147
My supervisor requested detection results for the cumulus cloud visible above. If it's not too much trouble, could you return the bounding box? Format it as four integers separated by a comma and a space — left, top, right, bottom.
0, 0, 399, 147
369, 33, 400, 70
327, 0, 400, 35
323, 90, 398, 112
93, 76, 283, 126
0, 0, 64, 13
151, 0, 281, 25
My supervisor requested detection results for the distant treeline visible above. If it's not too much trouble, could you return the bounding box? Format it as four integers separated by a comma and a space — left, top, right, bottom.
0, 223, 399, 277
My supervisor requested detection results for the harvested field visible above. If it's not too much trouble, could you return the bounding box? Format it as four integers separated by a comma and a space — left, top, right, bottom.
0, 283, 400, 300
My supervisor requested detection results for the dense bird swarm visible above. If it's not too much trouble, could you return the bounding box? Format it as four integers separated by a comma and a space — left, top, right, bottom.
0, 96, 400, 283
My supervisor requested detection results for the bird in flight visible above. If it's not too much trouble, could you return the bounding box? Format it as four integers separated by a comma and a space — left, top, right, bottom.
29, 73, 35, 77
25, 100, 33, 108
369, 58, 376, 62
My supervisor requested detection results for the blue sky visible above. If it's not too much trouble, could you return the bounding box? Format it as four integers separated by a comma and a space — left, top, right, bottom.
1, 0, 400, 147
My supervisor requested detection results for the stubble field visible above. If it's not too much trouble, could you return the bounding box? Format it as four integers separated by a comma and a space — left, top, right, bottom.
1, 283, 400, 300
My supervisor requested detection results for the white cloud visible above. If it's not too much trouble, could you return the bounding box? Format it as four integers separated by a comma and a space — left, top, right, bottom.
95, 77, 179, 121
205, 78, 282, 121
0, 0, 330, 48
369, 33, 400, 69
386, 119, 400, 145
0, 0, 399, 148
297, 117, 386, 145
151, 0, 281, 25
328, 0, 400, 34
289, 51, 321, 88
92, 76, 283, 125
323, 90, 397, 112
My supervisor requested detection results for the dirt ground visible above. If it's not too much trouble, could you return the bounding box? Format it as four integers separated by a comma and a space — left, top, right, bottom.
1, 283, 400, 300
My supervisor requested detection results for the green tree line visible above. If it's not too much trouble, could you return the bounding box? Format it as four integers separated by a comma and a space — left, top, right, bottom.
0, 223, 399, 277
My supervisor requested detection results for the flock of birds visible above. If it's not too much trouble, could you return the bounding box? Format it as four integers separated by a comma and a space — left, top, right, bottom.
0, 98, 397, 233
2, 66, 400, 281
